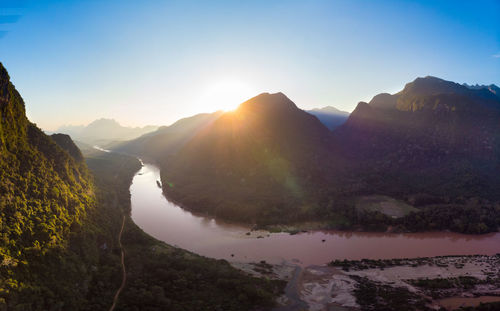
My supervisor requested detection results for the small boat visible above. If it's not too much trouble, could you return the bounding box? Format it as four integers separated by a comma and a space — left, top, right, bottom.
156, 180, 162, 188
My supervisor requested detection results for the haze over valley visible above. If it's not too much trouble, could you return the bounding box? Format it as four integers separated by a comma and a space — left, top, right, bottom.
1, 1, 499, 310
53, 118, 159, 147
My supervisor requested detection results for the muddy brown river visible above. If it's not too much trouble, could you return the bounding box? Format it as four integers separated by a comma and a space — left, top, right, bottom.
130, 163, 500, 265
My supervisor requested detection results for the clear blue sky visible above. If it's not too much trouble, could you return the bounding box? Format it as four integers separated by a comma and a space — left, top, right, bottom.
0, 0, 499, 130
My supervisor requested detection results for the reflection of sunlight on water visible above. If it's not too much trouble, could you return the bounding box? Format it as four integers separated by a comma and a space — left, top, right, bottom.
130, 163, 500, 265
93, 145, 111, 152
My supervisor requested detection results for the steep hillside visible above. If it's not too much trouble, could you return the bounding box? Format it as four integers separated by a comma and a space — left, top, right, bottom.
114, 111, 223, 161
0, 63, 284, 310
161, 92, 336, 223
335, 76, 500, 203
0, 63, 97, 307
154, 79, 500, 232
51, 133, 85, 162
0, 62, 94, 266
307, 106, 349, 130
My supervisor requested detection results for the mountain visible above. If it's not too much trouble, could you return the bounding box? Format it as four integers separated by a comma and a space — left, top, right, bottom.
334, 76, 500, 200
0, 62, 97, 307
307, 106, 349, 130
132, 78, 500, 233
113, 111, 223, 161
56, 118, 158, 146
50, 133, 85, 162
463, 83, 500, 97
160, 92, 336, 223
1, 63, 283, 310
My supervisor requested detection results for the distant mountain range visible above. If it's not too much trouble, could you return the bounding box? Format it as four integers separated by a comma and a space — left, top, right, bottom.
55, 118, 158, 146
117, 76, 500, 232
0, 62, 280, 309
306, 106, 350, 130
463, 83, 499, 96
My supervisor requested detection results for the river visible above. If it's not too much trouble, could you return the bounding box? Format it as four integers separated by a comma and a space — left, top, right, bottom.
130, 163, 500, 266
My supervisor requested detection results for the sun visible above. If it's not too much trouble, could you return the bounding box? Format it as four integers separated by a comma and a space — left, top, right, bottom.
198, 79, 256, 112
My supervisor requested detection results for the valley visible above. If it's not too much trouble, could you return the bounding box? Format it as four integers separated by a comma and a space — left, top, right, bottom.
2, 43, 500, 311
130, 161, 500, 311
130, 162, 500, 265
117, 80, 500, 235
2, 1, 499, 310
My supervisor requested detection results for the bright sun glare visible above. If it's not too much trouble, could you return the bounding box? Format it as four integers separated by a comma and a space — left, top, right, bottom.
198, 79, 257, 112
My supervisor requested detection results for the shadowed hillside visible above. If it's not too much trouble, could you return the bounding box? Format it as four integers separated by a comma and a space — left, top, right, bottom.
335, 76, 500, 200
130, 79, 500, 233
0, 63, 284, 310
161, 92, 338, 223
114, 111, 223, 161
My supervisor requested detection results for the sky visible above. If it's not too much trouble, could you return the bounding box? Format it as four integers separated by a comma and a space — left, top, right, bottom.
0, 0, 499, 130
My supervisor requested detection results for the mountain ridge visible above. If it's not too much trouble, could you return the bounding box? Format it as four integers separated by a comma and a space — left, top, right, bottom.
306, 105, 350, 130
0, 62, 98, 307
127, 76, 500, 232
159, 92, 336, 222
56, 118, 158, 146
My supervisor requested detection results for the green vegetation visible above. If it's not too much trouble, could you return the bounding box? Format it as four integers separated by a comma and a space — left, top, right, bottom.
118, 220, 283, 310
411, 276, 478, 289
0, 62, 97, 309
0, 63, 283, 310
352, 276, 432, 311
396, 203, 500, 234
160, 93, 339, 225
410, 274, 500, 299
113, 111, 223, 161
88, 151, 284, 311
115, 80, 500, 233
328, 255, 500, 311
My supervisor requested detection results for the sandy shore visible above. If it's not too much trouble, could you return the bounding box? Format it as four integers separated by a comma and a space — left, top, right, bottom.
232, 254, 500, 310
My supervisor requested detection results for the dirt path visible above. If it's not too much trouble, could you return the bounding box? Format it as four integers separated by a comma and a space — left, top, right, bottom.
109, 215, 126, 311
274, 266, 309, 311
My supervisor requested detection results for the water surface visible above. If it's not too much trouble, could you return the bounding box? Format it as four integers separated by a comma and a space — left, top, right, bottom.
130, 163, 500, 265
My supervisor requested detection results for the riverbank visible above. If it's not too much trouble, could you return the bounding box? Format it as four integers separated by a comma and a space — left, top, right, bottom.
232, 254, 500, 311
130, 163, 500, 266
87, 150, 285, 310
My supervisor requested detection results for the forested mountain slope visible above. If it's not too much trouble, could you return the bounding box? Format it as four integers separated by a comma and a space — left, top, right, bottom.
131, 78, 500, 232
114, 111, 223, 161
334, 76, 500, 200
0, 62, 97, 307
161, 92, 337, 223
0, 62, 283, 310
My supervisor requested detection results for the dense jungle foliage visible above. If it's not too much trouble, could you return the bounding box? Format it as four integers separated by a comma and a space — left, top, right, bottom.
88, 151, 284, 311
0, 62, 96, 309
0, 63, 283, 310
114, 79, 500, 233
